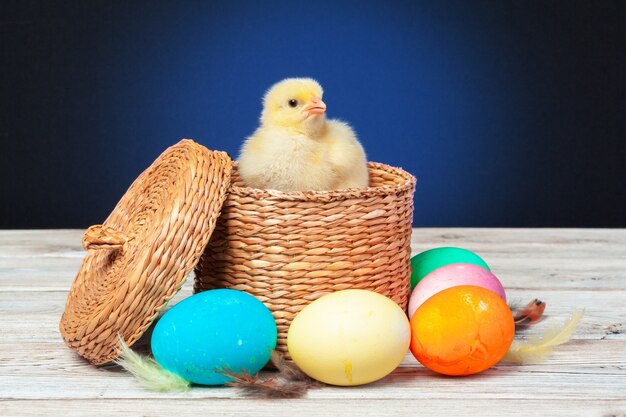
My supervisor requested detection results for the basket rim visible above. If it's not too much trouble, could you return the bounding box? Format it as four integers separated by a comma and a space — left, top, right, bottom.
229, 161, 416, 201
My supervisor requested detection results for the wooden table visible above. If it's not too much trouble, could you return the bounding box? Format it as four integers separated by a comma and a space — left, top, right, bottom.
1, 229, 625, 416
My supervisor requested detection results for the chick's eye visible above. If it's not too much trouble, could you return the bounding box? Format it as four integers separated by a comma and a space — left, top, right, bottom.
288, 99, 298, 108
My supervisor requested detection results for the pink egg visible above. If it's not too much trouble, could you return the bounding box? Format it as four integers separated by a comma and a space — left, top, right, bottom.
407, 263, 507, 318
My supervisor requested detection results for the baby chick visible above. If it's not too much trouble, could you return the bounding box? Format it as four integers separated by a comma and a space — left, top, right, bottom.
238, 78, 368, 191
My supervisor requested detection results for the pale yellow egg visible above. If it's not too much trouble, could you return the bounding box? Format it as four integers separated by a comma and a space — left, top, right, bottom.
287, 289, 410, 386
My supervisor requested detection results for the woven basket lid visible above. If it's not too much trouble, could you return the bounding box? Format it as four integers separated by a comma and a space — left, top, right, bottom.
59, 139, 232, 365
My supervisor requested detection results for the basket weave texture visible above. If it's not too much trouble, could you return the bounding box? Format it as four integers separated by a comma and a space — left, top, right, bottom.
60, 140, 232, 365
195, 162, 416, 356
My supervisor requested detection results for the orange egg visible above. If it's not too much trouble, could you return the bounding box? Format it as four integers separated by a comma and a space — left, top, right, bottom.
409, 285, 514, 376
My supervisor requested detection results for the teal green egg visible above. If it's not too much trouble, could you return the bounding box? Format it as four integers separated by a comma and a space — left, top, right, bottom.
151, 289, 277, 385
410, 247, 490, 289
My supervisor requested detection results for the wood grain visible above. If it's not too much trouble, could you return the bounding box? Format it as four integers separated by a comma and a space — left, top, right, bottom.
0, 228, 625, 417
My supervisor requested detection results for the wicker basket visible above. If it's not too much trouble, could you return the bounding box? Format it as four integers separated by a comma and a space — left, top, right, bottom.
195, 162, 416, 356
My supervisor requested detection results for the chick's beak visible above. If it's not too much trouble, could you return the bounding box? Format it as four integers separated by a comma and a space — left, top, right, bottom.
306, 96, 326, 116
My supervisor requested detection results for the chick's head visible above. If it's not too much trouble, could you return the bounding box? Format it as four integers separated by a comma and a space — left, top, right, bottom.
261, 78, 327, 134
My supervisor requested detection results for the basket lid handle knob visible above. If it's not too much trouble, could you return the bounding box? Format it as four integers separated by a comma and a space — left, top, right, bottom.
82, 224, 129, 252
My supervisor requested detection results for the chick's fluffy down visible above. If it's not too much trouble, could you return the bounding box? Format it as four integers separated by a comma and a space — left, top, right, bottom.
239, 120, 368, 191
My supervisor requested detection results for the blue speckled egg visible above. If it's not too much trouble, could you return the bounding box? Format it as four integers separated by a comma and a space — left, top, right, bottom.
151, 289, 277, 385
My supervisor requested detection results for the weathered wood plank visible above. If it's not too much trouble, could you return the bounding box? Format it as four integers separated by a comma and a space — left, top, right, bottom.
1, 398, 624, 417
1, 339, 624, 384
1, 228, 623, 247
1, 288, 622, 341
4, 259, 624, 291
1, 360, 625, 401
1, 228, 625, 291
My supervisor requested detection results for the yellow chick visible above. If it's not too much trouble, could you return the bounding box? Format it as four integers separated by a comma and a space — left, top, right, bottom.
238, 78, 369, 191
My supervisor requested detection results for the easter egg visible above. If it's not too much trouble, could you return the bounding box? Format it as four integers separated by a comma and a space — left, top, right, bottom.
410, 247, 490, 289
151, 289, 277, 385
407, 263, 506, 318
409, 285, 514, 376
287, 289, 410, 386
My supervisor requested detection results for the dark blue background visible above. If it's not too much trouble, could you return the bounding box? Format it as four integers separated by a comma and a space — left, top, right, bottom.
2, 1, 625, 228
